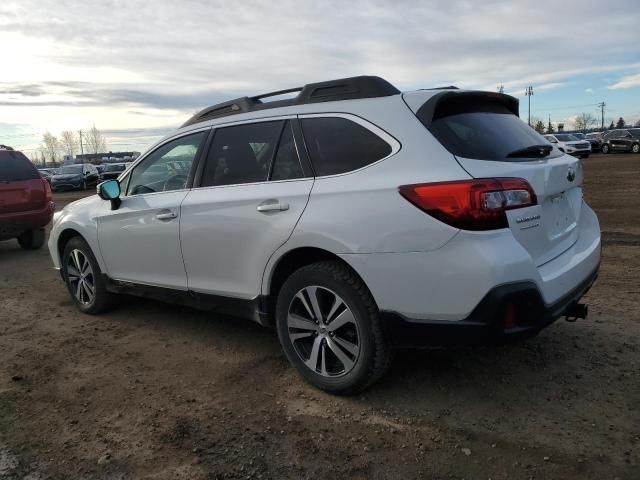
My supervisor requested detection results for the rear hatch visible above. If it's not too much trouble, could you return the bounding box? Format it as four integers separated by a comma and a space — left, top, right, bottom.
0, 150, 47, 215
410, 91, 583, 267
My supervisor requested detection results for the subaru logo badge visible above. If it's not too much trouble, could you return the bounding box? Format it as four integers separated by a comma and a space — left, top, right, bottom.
567, 167, 576, 182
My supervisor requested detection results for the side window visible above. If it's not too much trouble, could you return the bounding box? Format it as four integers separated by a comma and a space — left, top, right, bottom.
127, 131, 206, 196
300, 117, 392, 176
270, 121, 304, 181
202, 121, 283, 187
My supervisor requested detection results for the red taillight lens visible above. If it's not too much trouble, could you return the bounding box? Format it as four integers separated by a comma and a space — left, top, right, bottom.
43, 178, 52, 202
399, 178, 537, 231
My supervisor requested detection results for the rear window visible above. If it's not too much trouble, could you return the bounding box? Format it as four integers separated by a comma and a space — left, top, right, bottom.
0, 151, 40, 181
419, 98, 561, 161
300, 117, 392, 176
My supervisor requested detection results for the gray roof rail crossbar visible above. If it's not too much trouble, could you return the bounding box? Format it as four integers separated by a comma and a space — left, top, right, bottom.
182, 76, 400, 127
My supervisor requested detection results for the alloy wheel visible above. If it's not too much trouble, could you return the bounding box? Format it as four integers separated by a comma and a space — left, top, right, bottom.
66, 249, 95, 305
287, 286, 360, 377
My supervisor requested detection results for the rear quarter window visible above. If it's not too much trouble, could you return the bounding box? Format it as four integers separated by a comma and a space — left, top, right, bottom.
300, 117, 392, 176
0, 151, 40, 181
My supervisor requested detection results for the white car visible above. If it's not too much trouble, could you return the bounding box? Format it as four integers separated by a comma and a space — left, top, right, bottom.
543, 134, 591, 158
48, 76, 601, 393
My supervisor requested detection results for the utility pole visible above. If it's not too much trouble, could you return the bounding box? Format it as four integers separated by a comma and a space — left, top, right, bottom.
525, 86, 534, 125
597, 102, 606, 130
497, 84, 504, 94
78, 130, 84, 156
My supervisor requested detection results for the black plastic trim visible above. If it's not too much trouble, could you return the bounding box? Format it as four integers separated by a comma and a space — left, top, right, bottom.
381, 266, 599, 347
182, 76, 400, 127
102, 275, 270, 326
416, 90, 520, 129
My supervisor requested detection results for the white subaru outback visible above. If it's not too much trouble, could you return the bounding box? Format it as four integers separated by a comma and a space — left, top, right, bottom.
48, 76, 600, 393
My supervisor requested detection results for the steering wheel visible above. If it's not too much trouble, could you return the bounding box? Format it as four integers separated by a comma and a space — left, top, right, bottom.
163, 174, 188, 191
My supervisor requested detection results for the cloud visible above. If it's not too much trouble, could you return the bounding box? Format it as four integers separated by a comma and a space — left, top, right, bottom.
1, 0, 638, 152
608, 73, 640, 89
585, 88, 594, 94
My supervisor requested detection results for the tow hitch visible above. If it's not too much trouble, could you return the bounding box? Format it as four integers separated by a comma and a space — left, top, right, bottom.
564, 302, 588, 322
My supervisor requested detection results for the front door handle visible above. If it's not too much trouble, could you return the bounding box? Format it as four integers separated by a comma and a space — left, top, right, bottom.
257, 201, 289, 212
156, 211, 178, 220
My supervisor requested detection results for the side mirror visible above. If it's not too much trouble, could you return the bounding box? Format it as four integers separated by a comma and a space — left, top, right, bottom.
97, 180, 122, 210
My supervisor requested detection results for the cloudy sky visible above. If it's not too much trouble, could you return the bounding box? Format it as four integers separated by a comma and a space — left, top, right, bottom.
1, 0, 639, 157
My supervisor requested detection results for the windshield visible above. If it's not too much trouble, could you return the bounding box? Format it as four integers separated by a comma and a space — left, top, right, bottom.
555, 134, 578, 141
421, 100, 561, 162
572, 133, 585, 139
105, 164, 125, 172
57, 165, 83, 174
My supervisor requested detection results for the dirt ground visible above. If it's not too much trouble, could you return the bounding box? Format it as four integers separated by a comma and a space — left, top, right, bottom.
1, 153, 638, 479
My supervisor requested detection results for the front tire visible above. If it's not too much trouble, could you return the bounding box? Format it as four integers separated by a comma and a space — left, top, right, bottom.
276, 261, 391, 394
632, 143, 640, 154
601, 143, 610, 154
17, 228, 45, 250
62, 236, 115, 314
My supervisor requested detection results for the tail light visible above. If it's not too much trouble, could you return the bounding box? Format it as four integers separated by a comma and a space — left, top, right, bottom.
43, 178, 52, 202
399, 178, 537, 231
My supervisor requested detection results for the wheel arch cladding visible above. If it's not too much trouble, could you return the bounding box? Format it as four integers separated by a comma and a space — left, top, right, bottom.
266, 247, 374, 321
57, 228, 85, 266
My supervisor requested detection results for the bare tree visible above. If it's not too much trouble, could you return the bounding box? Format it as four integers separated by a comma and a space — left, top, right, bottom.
574, 112, 597, 133
41, 132, 60, 166
84, 125, 107, 154
60, 130, 79, 158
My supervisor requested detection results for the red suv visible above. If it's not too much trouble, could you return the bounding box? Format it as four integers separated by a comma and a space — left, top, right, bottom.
0, 145, 54, 249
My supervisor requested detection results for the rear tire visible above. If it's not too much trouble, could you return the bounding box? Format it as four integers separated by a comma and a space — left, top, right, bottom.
601, 144, 610, 154
632, 143, 640, 154
17, 228, 45, 250
62, 236, 116, 314
276, 261, 392, 394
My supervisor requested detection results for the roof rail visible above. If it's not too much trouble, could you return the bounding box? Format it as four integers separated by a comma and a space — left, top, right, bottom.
0, 144, 15, 151
181, 75, 400, 127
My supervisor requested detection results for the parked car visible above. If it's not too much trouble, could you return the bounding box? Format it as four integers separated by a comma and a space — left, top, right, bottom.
600, 129, 640, 154
50, 163, 100, 191
543, 134, 591, 158
48, 76, 601, 393
585, 132, 603, 152
99, 163, 127, 181
38, 168, 56, 183
95, 164, 106, 174
1, 145, 54, 249
572, 132, 601, 153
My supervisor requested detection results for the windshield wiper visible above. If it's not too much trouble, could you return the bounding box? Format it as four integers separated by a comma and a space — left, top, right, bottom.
506, 144, 553, 158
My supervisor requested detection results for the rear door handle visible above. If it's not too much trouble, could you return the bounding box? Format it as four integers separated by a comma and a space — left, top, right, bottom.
156, 211, 178, 220
257, 202, 289, 212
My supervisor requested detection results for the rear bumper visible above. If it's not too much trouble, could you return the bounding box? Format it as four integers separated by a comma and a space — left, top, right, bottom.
0, 204, 53, 239
381, 265, 598, 347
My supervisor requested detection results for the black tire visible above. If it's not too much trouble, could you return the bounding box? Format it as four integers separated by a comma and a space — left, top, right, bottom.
632, 143, 640, 154
601, 143, 610, 154
276, 261, 392, 394
62, 236, 116, 314
17, 228, 46, 250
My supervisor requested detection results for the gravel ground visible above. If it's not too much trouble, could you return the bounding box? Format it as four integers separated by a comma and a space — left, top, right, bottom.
0, 153, 638, 479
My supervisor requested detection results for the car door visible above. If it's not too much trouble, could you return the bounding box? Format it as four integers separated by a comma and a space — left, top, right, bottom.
619, 131, 633, 151
96, 130, 209, 289
180, 119, 314, 299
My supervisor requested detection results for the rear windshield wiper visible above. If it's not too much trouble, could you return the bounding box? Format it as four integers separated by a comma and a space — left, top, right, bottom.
506, 144, 553, 158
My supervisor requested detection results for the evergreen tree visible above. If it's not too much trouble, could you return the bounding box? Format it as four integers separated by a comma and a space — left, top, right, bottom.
615, 117, 625, 129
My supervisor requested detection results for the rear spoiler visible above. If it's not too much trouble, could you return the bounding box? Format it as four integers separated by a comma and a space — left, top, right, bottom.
416, 91, 520, 129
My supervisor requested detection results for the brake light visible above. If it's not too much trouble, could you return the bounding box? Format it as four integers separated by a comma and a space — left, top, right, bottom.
43, 178, 52, 203
398, 178, 537, 231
